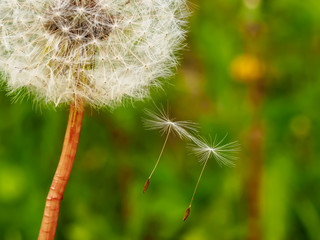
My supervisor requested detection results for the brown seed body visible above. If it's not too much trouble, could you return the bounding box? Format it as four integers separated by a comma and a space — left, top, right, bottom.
183, 206, 191, 221
143, 178, 150, 193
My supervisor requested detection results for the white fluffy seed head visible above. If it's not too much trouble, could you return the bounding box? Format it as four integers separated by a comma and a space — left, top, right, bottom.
0, 0, 188, 108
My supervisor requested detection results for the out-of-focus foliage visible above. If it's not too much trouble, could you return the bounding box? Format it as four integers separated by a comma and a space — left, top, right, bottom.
1, 0, 320, 239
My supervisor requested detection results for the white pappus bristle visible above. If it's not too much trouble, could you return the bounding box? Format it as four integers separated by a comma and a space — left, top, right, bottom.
143, 106, 198, 140
191, 136, 240, 167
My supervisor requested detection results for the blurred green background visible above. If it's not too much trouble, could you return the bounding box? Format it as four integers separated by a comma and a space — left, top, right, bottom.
1, 0, 320, 239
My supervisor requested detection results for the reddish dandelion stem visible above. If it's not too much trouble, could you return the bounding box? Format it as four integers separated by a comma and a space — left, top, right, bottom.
38, 100, 85, 240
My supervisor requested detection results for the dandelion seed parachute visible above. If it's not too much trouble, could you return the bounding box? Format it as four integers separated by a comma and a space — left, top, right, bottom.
183, 136, 239, 221
0, 0, 188, 108
143, 106, 198, 140
142, 106, 198, 193
191, 136, 240, 167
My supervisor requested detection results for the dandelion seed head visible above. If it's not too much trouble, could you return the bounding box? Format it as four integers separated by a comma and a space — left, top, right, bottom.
0, 0, 188, 108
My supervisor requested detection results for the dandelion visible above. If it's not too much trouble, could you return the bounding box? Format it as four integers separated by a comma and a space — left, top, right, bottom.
0, 0, 188, 107
0, 0, 188, 239
183, 136, 239, 221
143, 106, 197, 193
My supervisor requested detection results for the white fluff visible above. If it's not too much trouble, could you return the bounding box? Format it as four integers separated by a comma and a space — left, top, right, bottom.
0, 0, 188, 108
191, 136, 240, 167
143, 106, 198, 139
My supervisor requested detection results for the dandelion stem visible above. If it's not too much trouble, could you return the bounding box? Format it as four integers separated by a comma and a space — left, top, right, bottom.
143, 125, 171, 193
183, 154, 210, 221
38, 99, 85, 240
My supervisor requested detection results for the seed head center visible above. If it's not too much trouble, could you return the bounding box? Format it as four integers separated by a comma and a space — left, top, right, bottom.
44, 0, 114, 43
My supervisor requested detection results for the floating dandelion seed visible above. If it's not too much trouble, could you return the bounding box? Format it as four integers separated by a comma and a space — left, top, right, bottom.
143, 106, 198, 139
183, 136, 240, 221
143, 106, 197, 193
191, 135, 239, 167
0, 1, 188, 239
